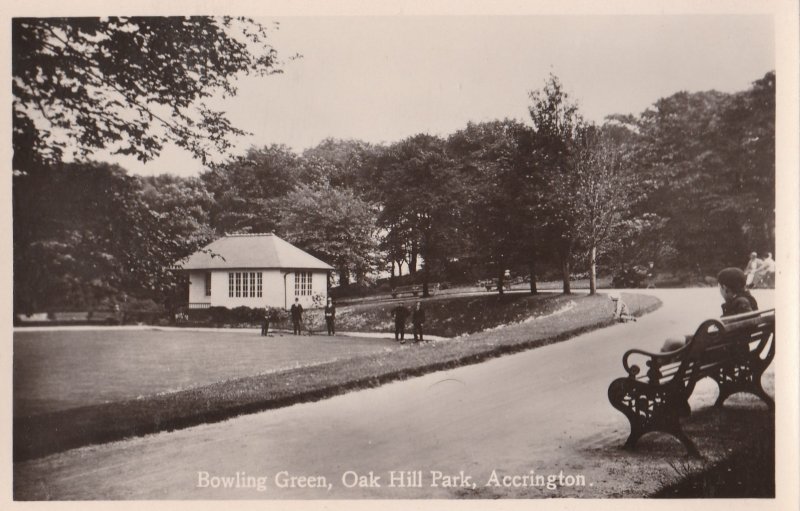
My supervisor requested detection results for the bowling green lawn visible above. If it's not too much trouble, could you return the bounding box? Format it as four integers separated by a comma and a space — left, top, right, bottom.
13, 292, 659, 462
15, 292, 658, 418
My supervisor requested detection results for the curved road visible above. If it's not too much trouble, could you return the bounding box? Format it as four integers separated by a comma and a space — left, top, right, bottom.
14, 289, 775, 499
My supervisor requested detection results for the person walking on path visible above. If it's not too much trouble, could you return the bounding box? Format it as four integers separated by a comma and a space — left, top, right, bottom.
412, 301, 426, 343
324, 298, 336, 336
392, 303, 410, 343
290, 298, 304, 335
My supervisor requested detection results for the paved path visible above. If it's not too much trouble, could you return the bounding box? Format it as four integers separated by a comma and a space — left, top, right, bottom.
14, 289, 775, 500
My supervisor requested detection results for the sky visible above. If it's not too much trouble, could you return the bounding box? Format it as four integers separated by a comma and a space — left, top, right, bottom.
101, 15, 774, 177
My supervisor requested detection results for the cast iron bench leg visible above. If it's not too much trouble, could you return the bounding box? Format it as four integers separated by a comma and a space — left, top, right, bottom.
713, 364, 775, 410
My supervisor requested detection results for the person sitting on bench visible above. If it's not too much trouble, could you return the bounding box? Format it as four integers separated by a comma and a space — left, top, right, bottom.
661, 267, 758, 352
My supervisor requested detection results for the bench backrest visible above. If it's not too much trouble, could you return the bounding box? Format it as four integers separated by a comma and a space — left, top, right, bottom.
675, 309, 775, 392
636, 309, 775, 390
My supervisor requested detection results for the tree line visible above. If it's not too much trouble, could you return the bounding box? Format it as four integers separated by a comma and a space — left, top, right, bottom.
12, 18, 774, 313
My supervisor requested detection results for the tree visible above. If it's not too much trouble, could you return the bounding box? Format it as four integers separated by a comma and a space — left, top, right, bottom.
614, 71, 775, 274
201, 144, 302, 234
301, 138, 379, 192
277, 184, 379, 287
139, 174, 216, 247
711, 71, 775, 252
606, 213, 675, 276
13, 162, 200, 313
570, 124, 636, 294
13, 16, 282, 173
447, 120, 532, 294
527, 74, 584, 294
375, 134, 466, 297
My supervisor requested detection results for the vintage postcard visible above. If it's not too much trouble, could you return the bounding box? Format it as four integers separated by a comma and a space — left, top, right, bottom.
3, 1, 798, 510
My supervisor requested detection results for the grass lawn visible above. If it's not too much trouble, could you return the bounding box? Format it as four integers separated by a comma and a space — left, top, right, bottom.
336, 292, 570, 337
14, 329, 397, 417
14, 292, 660, 462
15, 292, 572, 418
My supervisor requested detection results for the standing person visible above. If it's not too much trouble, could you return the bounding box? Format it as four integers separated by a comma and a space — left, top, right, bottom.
324, 298, 336, 336
744, 252, 763, 289
290, 298, 304, 335
412, 301, 426, 343
261, 307, 270, 336
392, 303, 410, 343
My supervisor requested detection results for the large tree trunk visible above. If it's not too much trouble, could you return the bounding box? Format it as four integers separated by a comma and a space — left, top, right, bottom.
497, 268, 505, 296
528, 255, 538, 295
421, 234, 431, 298
765, 221, 774, 254
390, 261, 396, 288
589, 245, 597, 295
339, 268, 350, 288
409, 240, 418, 275
559, 239, 572, 295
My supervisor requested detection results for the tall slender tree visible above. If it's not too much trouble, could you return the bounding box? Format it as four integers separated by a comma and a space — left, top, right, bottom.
527, 74, 584, 294
570, 125, 635, 294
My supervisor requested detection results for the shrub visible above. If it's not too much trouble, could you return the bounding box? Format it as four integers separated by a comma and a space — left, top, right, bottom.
185, 306, 259, 325
303, 308, 326, 334
230, 306, 262, 324
329, 283, 373, 299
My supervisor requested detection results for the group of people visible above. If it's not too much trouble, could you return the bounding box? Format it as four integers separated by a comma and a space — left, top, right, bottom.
262, 296, 427, 343
261, 297, 338, 336
391, 301, 427, 344
744, 251, 776, 289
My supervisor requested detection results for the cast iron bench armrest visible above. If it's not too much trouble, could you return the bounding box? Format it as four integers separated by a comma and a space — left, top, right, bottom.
621, 343, 692, 379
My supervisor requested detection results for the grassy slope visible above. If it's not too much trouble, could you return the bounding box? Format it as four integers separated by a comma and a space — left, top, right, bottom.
335, 292, 570, 337
14, 292, 660, 462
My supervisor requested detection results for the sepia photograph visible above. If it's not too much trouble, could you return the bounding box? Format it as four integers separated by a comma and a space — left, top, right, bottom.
6, 0, 799, 507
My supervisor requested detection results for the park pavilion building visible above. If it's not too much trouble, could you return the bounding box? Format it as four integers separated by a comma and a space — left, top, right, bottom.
180, 233, 333, 310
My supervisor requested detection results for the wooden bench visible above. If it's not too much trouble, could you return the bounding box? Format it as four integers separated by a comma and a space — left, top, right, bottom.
391, 285, 421, 298
478, 279, 500, 291
391, 284, 438, 298
607, 308, 775, 456
477, 276, 525, 291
